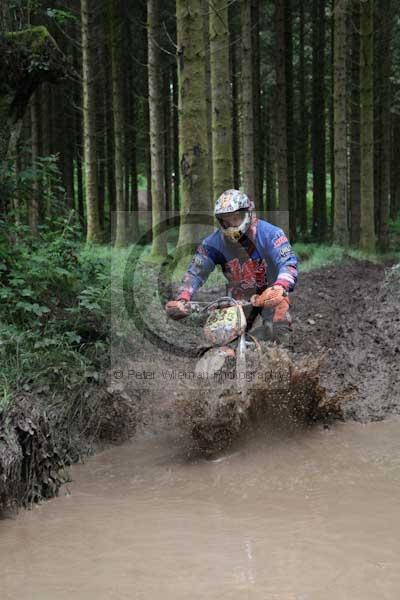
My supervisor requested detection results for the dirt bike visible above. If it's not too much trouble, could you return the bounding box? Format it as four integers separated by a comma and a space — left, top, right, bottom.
176, 296, 264, 454
175, 295, 329, 455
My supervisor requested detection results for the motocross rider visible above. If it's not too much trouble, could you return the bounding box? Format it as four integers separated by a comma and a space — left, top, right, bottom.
165, 189, 298, 344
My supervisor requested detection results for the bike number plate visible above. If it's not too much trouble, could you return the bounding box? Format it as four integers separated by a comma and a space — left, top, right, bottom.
204, 306, 246, 345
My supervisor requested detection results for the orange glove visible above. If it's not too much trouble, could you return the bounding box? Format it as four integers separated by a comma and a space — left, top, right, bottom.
251, 285, 287, 309
165, 300, 189, 320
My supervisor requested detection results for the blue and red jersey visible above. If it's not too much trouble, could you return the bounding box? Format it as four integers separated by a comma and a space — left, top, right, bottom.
178, 218, 298, 301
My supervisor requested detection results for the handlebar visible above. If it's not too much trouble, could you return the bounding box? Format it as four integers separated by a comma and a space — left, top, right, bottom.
184, 297, 252, 315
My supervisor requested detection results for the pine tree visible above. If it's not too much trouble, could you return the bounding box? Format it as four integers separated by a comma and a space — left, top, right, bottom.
81, 0, 102, 243
240, 0, 255, 203
148, 0, 167, 257
391, 115, 400, 221
378, 0, 392, 251
295, 0, 308, 236
209, 0, 233, 198
359, 0, 375, 253
311, 0, 327, 241
229, 3, 241, 189
285, 0, 296, 239
252, 0, 262, 206
275, 0, 289, 231
109, 0, 127, 247
29, 91, 40, 234
176, 0, 211, 249
350, 0, 361, 246
333, 0, 349, 245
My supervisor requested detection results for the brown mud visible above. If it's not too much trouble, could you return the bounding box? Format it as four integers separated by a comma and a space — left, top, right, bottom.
292, 259, 400, 422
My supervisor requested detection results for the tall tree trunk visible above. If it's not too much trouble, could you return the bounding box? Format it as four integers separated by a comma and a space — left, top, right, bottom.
275, 0, 289, 231
391, 114, 400, 221
105, 82, 116, 229
29, 91, 40, 233
240, 0, 255, 204
373, 4, 383, 236
203, 0, 213, 201
48, 85, 55, 156
172, 63, 180, 213
176, 0, 211, 249
285, 0, 296, 239
14, 151, 22, 225
97, 107, 106, 233
73, 41, 84, 227
121, 0, 130, 236
109, 0, 127, 247
359, 0, 375, 253
74, 98, 84, 226
265, 97, 277, 211
125, 5, 139, 239
144, 100, 153, 243
333, 0, 349, 245
350, 0, 361, 246
311, 0, 327, 241
81, 0, 102, 243
378, 0, 392, 252
230, 8, 241, 189
129, 87, 139, 228
163, 70, 172, 215
209, 0, 233, 198
295, 0, 308, 236
148, 0, 167, 257
330, 0, 335, 229
41, 83, 51, 156
251, 0, 262, 207
63, 99, 75, 211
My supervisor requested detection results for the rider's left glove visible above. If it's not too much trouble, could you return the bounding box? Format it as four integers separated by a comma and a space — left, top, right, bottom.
250, 284, 288, 309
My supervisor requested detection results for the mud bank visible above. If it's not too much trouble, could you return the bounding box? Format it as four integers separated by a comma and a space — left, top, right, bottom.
0, 386, 137, 513
292, 259, 400, 421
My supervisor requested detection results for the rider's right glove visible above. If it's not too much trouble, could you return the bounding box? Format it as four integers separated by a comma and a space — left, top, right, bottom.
165, 298, 190, 320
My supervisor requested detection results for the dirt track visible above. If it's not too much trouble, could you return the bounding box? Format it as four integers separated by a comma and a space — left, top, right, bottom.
291, 259, 400, 422
133, 257, 400, 437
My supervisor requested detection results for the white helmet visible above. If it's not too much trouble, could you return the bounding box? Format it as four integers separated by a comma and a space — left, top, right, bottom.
214, 189, 254, 242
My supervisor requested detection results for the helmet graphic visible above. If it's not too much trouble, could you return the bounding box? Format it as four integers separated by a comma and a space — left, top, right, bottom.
214, 189, 254, 242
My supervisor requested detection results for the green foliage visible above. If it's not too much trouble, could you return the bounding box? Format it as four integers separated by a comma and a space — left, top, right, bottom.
293, 243, 381, 272
137, 173, 147, 190
46, 8, 76, 24
0, 219, 110, 395
389, 218, 400, 234
1, 152, 66, 221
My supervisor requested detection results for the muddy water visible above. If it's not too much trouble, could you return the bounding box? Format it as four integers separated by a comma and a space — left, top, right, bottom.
2, 420, 400, 600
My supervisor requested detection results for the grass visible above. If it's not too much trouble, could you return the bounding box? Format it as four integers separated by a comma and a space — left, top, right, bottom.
294, 243, 373, 272
294, 240, 400, 273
